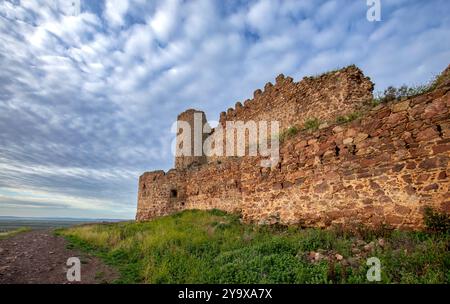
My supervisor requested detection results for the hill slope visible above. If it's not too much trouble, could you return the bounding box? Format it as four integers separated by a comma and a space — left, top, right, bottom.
59, 210, 449, 284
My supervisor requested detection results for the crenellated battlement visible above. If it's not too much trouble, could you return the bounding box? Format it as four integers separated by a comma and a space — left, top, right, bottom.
218, 65, 373, 131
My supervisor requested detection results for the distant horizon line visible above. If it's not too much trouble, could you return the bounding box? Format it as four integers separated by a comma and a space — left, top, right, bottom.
0, 215, 133, 221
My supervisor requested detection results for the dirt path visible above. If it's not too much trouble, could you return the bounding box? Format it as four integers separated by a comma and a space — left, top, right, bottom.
0, 229, 118, 284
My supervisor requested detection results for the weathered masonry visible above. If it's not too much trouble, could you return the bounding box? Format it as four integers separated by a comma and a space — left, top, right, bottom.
136, 64, 450, 229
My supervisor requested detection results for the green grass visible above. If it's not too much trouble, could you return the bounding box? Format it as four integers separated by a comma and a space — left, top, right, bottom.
58, 210, 450, 284
0, 227, 31, 240
309, 65, 356, 79
277, 120, 320, 143
0, 227, 30, 239
424, 206, 450, 233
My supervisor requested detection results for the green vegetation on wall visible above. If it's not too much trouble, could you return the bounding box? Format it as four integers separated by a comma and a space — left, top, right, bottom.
303, 118, 320, 132
373, 74, 444, 105
278, 126, 300, 143
335, 112, 361, 124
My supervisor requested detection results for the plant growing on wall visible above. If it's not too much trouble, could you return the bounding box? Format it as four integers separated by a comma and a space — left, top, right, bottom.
336, 112, 361, 124
372, 74, 443, 104
303, 118, 320, 132
278, 126, 300, 143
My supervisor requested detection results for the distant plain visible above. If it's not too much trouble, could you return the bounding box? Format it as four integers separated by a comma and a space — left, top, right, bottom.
0, 216, 124, 232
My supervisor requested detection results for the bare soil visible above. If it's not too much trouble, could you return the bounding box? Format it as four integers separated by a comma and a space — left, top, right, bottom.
0, 229, 118, 284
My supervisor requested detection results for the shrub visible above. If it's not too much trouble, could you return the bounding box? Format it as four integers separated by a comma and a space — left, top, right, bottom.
423, 206, 450, 233
279, 126, 300, 143
303, 118, 320, 132
374, 76, 440, 104
335, 112, 360, 124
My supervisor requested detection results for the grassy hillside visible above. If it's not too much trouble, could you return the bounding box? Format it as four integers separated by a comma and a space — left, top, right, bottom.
0, 227, 30, 240
58, 210, 449, 284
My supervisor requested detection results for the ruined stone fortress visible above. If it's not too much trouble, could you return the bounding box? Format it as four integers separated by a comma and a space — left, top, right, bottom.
136, 64, 450, 229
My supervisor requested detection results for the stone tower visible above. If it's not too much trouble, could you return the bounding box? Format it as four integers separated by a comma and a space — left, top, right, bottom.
175, 109, 209, 170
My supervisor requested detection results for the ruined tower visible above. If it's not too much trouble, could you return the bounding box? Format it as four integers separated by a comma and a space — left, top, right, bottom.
175, 109, 209, 170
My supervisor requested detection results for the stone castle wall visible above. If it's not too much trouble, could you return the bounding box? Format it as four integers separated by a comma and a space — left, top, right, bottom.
136, 64, 450, 229
206, 65, 373, 164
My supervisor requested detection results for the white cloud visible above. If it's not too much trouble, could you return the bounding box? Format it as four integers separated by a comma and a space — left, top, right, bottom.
182, 0, 218, 39
247, 0, 276, 34
104, 0, 129, 28
149, 0, 180, 42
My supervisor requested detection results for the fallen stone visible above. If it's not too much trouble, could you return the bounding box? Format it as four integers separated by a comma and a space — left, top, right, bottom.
347, 257, 360, 268
307, 251, 326, 263
356, 240, 366, 247
351, 247, 361, 254
314, 252, 324, 262
354, 133, 369, 143
343, 137, 354, 145
333, 126, 344, 133
335, 254, 343, 261
363, 242, 375, 252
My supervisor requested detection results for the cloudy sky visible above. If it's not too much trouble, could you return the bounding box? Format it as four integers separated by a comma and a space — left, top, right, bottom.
0, 0, 449, 219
